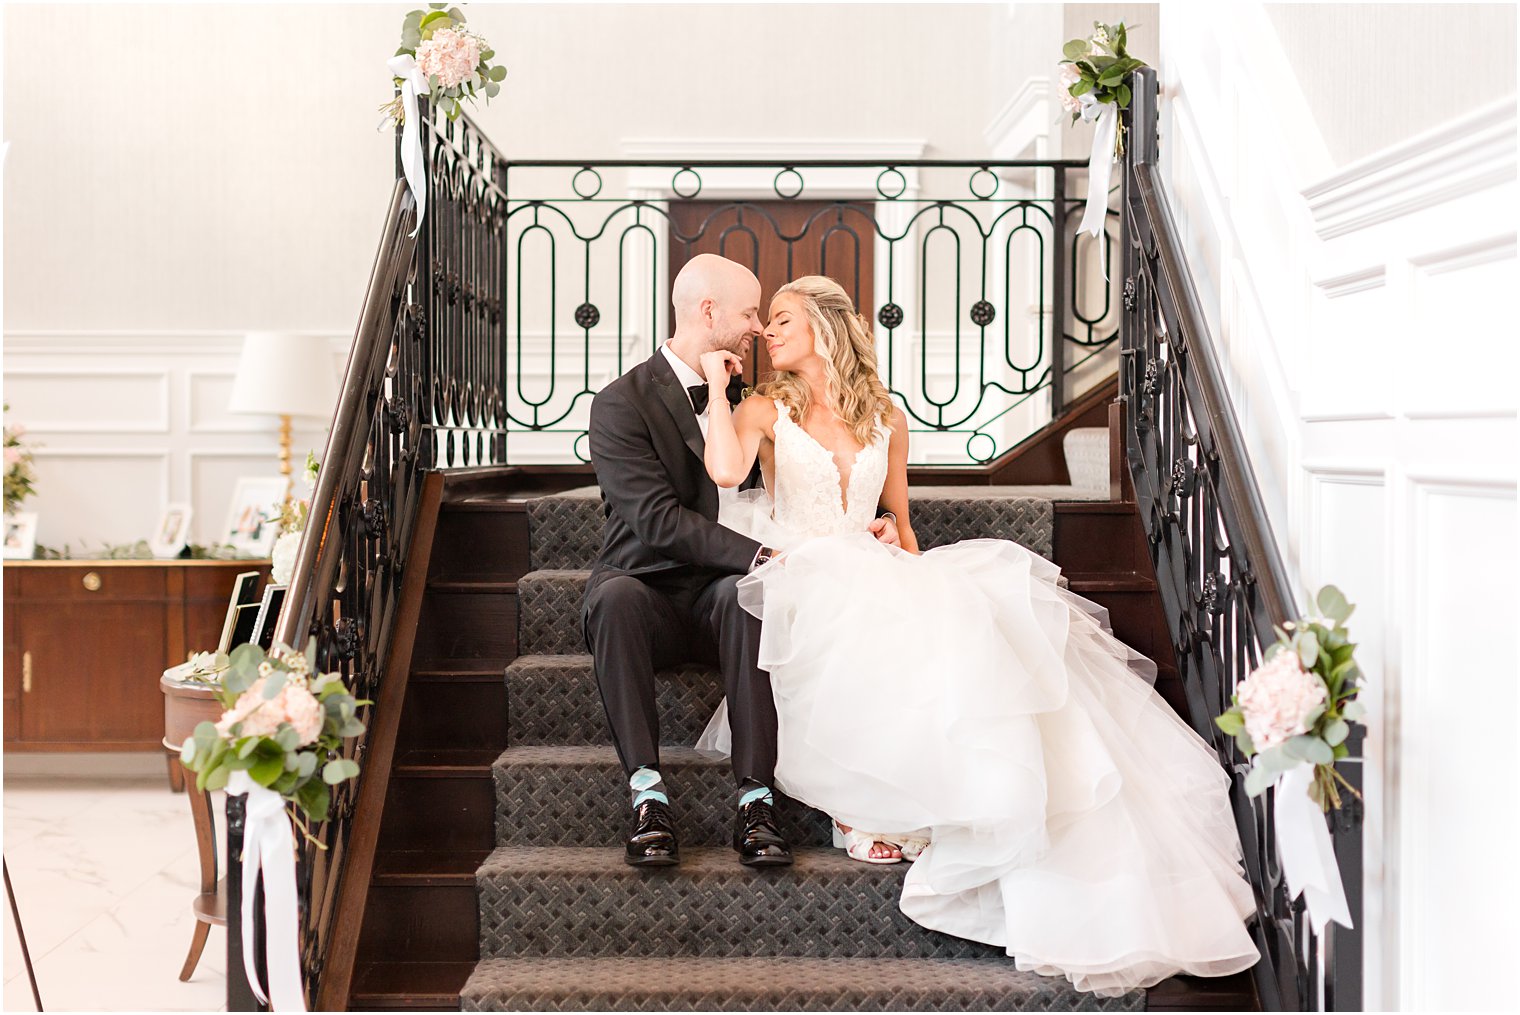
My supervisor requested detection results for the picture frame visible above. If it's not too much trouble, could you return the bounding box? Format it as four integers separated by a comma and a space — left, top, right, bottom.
3, 512, 38, 560
251, 584, 288, 652
149, 502, 193, 559
221, 477, 287, 557
217, 571, 264, 654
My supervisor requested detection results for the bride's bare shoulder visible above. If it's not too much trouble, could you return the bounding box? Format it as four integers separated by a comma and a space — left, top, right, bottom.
735, 393, 781, 436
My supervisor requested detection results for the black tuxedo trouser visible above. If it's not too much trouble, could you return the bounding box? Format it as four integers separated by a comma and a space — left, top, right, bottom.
583, 569, 777, 788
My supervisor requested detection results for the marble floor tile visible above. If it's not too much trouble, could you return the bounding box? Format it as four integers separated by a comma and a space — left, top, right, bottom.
3, 765, 227, 1012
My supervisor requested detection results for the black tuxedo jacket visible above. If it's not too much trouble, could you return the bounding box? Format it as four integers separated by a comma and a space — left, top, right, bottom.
586, 351, 763, 596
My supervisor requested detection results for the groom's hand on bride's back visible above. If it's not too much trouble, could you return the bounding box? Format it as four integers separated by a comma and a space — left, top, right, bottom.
868, 515, 901, 547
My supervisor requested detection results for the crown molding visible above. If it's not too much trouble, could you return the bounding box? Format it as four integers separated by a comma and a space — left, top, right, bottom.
1302, 96, 1518, 240
3, 331, 349, 356
983, 76, 1054, 160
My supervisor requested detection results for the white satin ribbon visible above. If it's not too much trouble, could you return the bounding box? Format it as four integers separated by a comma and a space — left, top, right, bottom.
229, 771, 309, 1012
1076, 101, 1119, 282
387, 54, 428, 237
1270, 762, 1354, 933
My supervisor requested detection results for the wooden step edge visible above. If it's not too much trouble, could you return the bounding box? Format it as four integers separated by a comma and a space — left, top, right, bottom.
410, 667, 507, 683
350, 960, 475, 1011
1053, 500, 1137, 514
393, 748, 501, 778
426, 579, 519, 594
1063, 571, 1157, 592
439, 498, 529, 513
372, 849, 488, 886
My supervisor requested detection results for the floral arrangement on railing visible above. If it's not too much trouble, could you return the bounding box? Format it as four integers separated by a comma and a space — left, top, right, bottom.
383, 3, 506, 234
271, 452, 320, 586
4, 404, 37, 515
179, 639, 365, 1012
180, 639, 364, 826
1058, 21, 1149, 277
1215, 584, 1364, 931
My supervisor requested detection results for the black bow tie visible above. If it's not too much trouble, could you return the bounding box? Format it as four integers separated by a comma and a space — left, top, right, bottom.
687, 376, 746, 415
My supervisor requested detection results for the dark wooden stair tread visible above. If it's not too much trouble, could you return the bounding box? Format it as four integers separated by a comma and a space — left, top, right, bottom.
1063, 571, 1158, 592
351, 960, 477, 1010
393, 748, 500, 776
372, 849, 488, 886
409, 665, 506, 683
426, 577, 518, 593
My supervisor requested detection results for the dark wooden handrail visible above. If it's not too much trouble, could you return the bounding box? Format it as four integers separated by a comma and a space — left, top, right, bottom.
1119, 66, 1362, 1010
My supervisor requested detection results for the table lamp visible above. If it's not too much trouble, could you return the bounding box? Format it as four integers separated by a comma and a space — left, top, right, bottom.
227, 332, 339, 494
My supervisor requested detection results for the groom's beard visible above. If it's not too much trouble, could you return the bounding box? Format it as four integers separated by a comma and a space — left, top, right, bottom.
710, 329, 755, 359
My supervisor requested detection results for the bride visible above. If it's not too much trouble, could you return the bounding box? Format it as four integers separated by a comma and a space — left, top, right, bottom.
692, 275, 1259, 996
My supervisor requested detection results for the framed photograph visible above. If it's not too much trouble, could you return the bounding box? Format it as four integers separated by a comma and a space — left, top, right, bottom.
251, 584, 288, 651
221, 477, 287, 557
150, 502, 193, 559
3, 512, 38, 560
217, 571, 264, 654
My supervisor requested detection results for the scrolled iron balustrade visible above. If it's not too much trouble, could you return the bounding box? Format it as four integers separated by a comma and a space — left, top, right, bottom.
498, 158, 1124, 466
1120, 67, 1363, 1011
226, 98, 501, 1009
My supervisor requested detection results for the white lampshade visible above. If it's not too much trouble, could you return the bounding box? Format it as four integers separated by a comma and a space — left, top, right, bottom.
227, 332, 339, 420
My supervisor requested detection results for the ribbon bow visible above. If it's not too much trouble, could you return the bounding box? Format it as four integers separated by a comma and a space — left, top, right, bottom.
687, 376, 746, 415
387, 53, 429, 237
229, 771, 308, 1012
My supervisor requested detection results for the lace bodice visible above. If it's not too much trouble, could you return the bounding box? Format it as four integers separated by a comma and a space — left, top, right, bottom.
769, 398, 891, 540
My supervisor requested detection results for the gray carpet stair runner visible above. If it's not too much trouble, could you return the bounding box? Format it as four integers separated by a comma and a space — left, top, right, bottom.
460, 484, 1143, 1011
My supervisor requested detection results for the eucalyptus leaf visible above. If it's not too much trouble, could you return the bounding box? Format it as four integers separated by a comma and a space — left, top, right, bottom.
323, 758, 360, 785
237, 736, 260, 759
180, 737, 198, 766
1316, 584, 1351, 623
296, 752, 318, 778
1343, 700, 1367, 721
1297, 631, 1320, 670
1062, 40, 1089, 61
1259, 745, 1297, 774
1214, 709, 1245, 736
262, 669, 288, 700
204, 765, 231, 792
1323, 719, 1349, 746
1301, 703, 1326, 728
1244, 765, 1274, 797
275, 724, 300, 752
485, 81, 500, 98
448, 6, 465, 21
490, 65, 507, 82
1289, 734, 1333, 765
340, 718, 365, 738
193, 720, 219, 747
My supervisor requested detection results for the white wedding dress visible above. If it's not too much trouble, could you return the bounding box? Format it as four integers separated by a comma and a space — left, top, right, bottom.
695, 399, 1260, 996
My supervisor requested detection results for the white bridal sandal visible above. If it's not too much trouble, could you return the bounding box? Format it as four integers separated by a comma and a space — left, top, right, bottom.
833, 821, 905, 865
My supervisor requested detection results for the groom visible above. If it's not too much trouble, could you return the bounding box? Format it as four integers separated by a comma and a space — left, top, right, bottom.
584, 253, 895, 869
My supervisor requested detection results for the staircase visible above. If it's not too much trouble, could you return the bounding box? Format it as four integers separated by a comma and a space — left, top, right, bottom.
344, 417, 1263, 1010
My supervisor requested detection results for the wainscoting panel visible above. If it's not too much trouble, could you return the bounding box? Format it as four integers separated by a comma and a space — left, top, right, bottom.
1162, 5, 1517, 1008
3, 333, 342, 549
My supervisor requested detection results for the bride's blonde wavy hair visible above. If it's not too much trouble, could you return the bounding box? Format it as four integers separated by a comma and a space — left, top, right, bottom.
759, 276, 895, 447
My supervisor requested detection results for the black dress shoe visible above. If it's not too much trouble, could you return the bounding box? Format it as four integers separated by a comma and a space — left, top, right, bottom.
733, 797, 793, 867
625, 798, 680, 867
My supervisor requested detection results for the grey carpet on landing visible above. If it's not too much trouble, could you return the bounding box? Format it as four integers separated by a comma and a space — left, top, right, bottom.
460, 486, 1144, 1010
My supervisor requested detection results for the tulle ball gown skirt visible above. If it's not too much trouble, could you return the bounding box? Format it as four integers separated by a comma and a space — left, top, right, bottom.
699, 531, 1260, 996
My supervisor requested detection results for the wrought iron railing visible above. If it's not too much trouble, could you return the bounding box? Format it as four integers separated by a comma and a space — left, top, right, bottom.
1119, 67, 1363, 1011
225, 101, 506, 1009
496, 158, 1122, 466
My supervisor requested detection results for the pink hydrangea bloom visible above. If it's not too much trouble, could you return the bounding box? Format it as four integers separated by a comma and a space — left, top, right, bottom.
1058, 62, 1085, 115
416, 27, 482, 90
216, 676, 325, 746
4, 446, 20, 466
1236, 651, 1327, 751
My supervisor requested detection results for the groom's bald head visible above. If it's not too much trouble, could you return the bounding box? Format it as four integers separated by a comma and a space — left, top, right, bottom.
670, 253, 763, 356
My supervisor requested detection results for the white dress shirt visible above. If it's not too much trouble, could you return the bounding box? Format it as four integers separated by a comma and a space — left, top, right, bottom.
659, 341, 736, 512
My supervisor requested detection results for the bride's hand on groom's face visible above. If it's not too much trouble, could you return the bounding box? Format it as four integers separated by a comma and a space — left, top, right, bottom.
699, 350, 743, 389
868, 515, 901, 547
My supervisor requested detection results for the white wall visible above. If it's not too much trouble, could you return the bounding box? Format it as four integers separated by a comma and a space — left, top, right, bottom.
1159, 3, 1517, 1009
4, 1, 1062, 541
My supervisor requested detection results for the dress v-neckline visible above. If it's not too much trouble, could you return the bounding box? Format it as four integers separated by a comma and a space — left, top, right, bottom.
782, 411, 871, 517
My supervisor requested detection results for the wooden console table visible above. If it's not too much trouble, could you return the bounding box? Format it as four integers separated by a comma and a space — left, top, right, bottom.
3, 559, 270, 787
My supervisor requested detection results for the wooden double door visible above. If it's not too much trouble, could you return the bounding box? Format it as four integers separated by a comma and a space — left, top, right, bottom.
668, 200, 876, 379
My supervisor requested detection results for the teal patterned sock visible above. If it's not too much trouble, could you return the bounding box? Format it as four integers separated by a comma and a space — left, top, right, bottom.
738, 780, 774, 808
630, 766, 668, 808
